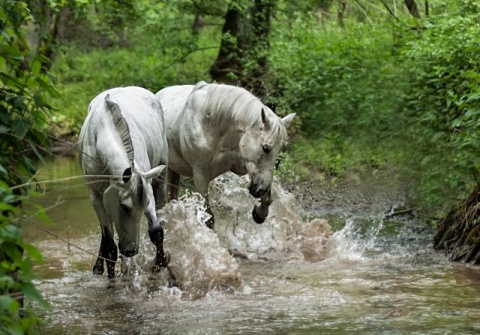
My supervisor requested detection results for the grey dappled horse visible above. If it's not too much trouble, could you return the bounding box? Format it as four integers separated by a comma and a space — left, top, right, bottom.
156, 81, 295, 228
78, 87, 169, 279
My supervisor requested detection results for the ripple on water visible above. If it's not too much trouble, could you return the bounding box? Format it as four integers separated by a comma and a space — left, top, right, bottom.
28, 162, 480, 335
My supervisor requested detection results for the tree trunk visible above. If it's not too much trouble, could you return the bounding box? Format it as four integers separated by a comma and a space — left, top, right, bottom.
210, 0, 275, 98
337, 0, 347, 29
242, 0, 275, 97
209, 4, 246, 84
26, 0, 70, 72
404, 0, 421, 18
40, 4, 70, 71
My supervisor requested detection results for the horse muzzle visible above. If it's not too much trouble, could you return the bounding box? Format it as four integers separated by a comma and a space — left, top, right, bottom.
248, 183, 270, 198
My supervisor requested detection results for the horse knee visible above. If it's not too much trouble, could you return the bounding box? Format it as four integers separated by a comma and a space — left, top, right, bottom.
148, 225, 164, 245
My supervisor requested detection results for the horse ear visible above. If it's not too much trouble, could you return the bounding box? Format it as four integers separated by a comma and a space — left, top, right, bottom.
138, 165, 166, 180
122, 167, 132, 183
282, 113, 296, 129
261, 108, 272, 131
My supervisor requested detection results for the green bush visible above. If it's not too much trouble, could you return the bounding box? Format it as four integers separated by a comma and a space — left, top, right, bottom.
401, 0, 480, 215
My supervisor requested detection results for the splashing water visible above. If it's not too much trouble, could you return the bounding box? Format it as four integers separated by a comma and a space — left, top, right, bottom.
329, 216, 385, 261
26, 158, 480, 335
153, 193, 244, 299
209, 173, 331, 262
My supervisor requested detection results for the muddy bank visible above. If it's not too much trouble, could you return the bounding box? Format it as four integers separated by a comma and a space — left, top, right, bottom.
280, 166, 416, 223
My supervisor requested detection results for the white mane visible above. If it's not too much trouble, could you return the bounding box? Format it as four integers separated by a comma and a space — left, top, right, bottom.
201, 83, 288, 141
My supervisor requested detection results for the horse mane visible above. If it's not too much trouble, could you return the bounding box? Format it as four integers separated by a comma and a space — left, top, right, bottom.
200, 83, 288, 141
105, 94, 135, 169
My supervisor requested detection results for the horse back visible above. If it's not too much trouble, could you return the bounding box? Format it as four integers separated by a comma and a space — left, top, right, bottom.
79, 87, 167, 178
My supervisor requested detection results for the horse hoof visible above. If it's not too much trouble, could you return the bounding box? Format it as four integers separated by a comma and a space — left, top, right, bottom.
92, 266, 104, 276
206, 217, 215, 230
252, 208, 266, 224
156, 251, 171, 268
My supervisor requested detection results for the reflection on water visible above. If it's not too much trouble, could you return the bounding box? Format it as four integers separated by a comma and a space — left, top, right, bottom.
25, 157, 480, 335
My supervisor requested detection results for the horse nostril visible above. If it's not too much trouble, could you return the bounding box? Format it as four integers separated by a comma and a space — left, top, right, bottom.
250, 186, 266, 198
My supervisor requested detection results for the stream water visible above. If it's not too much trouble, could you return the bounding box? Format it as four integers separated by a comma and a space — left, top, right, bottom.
24, 157, 480, 335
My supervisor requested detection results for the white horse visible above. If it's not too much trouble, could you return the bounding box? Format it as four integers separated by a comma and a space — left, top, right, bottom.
78, 87, 169, 279
156, 81, 295, 228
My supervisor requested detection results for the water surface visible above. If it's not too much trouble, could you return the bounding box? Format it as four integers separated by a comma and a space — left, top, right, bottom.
25, 157, 480, 335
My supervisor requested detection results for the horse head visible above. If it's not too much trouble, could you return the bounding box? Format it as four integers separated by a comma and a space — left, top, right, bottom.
240, 108, 295, 199
103, 165, 165, 257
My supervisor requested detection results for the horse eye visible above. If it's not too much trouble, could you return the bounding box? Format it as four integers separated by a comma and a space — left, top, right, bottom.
120, 204, 131, 214
262, 145, 271, 153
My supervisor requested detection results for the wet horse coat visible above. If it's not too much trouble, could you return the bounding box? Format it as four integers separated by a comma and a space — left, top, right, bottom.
78, 87, 169, 278
156, 81, 295, 226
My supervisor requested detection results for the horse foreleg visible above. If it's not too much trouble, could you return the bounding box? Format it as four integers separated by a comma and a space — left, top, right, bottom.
145, 184, 170, 268
193, 171, 215, 229
252, 189, 272, 224
91, 196, 118, 279
96, 227, 118, 279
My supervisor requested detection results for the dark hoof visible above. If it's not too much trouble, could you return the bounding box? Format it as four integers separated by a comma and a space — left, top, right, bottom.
92, 262, 104, 276
252, 208, 266, 224
107, 263, 116, 279
155, 251, 171, 268
206, 216, 215, 230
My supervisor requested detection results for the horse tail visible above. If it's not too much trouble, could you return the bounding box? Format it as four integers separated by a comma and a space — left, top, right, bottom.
167, 168, 181, 202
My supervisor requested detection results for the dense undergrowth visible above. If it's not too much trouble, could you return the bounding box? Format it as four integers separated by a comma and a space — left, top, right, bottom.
51, 2, 480, 222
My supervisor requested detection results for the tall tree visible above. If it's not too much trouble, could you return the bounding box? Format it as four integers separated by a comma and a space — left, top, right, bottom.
209, 3, 246, 84
404, 0, 421, 18
210, 0, 276, 97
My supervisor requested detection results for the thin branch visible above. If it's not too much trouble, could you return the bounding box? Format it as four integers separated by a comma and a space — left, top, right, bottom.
377, 0, 411, 29
354, 0, 374, 27
160, 46, 218, 71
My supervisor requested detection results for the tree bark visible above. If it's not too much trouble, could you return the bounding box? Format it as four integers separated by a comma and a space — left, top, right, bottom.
337, 0, 347, 29
404, 0, 421, 18
209, 4, 246, 84
210, 0, 275, 98
243, 0, 275, 97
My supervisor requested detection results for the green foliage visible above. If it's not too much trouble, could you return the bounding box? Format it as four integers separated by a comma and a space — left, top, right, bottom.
401, 0, 480, 215
0, 183, 48, 335
1, 1, 58, 332
0, 0, 59, 187
270, 14, 409, 138
52, 0, 480, 220
53, 0, 221, 124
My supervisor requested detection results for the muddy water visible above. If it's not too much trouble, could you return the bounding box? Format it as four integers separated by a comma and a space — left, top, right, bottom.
24, 157, 480, 335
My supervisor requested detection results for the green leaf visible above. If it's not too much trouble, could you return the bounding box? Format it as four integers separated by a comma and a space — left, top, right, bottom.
1, 45, 22, 58
31, 59, 42, 76
13, 118, 28, 138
